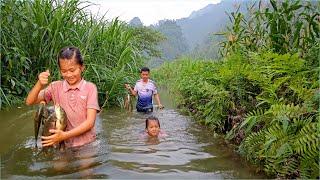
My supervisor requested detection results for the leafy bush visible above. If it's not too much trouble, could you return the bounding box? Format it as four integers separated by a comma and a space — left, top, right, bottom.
154, 51, 319, 178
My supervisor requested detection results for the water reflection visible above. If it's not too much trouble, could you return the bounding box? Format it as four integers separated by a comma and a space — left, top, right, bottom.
144, 136, 161, 145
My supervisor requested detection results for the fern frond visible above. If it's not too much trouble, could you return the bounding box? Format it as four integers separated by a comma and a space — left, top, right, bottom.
239, 130, 266, 162
267, 103, 308, 120
293, 122, 319, 157
299, 154, 319, 179
239, 109, 267, 134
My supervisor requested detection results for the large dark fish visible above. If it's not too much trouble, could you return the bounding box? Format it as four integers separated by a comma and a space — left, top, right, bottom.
53, 105, 67, 133
34, 103, 67, 149
33, 102, 48, 148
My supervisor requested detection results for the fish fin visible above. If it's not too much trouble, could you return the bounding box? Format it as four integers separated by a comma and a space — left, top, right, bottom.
59, 141, 65, 151
35, 104, 45, 148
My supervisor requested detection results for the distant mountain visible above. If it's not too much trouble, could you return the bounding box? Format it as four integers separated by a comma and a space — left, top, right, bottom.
188, 4, 217, 19
177, 0, 250, 49
129, 17, 143, 27
136, 0, 254, 65
129, 0, 251, 51
147, 20, 189, 67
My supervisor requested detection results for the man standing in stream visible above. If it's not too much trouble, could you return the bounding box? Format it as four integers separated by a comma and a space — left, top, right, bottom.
125, 67, 164, 113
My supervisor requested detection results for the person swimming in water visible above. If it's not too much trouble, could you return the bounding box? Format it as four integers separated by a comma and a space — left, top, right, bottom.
142, 116, 167, 138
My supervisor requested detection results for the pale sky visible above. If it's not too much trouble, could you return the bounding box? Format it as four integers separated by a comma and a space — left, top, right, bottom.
84, 0, 221, 26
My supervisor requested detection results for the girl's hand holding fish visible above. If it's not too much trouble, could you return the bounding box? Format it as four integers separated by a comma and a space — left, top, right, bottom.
41, 129, 66, 147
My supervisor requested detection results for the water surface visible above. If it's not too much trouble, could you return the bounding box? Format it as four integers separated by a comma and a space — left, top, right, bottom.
0, 93, 266, 179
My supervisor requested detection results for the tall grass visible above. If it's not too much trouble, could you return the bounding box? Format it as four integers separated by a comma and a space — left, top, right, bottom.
0, 0, 162, 109
217, 0, 319, 58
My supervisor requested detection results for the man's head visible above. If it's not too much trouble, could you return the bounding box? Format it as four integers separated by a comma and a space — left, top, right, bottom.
140, 67, 150, 82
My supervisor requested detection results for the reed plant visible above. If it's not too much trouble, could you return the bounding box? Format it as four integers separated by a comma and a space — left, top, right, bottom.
0, 0, 163, 109
217, 0, 319, 58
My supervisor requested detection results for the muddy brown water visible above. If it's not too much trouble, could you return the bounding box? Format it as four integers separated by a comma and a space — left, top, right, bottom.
0, 92, 266, 179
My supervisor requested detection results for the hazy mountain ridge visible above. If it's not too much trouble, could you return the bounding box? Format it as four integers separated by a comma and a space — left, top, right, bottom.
188, 4, 217, 19
177, 0, 253, 49
129, 0, 253, 64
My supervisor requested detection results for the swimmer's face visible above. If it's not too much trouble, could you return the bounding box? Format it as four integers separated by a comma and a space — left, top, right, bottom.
146, 120, 160, 137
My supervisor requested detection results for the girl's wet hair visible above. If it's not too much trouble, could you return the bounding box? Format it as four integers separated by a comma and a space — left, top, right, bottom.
145, 116, 160, 129
58, 46, 83, 67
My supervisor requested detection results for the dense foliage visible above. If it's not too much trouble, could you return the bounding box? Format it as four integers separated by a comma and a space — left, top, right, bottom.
218, 0, 319, 58
0, 0, 163, 109
154, 0, 319, 178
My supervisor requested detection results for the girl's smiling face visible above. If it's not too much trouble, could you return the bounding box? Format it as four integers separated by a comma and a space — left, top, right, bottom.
146, 120, 160, 137
59, 58, 84, 86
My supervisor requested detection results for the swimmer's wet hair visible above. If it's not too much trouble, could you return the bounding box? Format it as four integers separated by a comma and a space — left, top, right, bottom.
145, 116, 160, 129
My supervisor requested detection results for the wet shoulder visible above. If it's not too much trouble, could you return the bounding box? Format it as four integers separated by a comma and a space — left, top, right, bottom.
135, 79, 143, 86
158, 130, 168, 138
84, 80, 98, 90
148, 79, 157, 86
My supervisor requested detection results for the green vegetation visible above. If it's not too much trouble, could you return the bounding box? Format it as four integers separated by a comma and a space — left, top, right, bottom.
154, 0, 319, 178
1, 0, 319, 177
0, 0, 163, 109
217, 0, 319, 58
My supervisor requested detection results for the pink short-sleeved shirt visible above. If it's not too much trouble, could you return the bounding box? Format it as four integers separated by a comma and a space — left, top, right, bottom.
43, 79, 100, 147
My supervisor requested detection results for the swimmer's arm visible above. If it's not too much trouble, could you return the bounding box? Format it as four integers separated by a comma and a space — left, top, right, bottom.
129, 87, 137, 96
125, 84, 137, 96
154, 93, 163, 109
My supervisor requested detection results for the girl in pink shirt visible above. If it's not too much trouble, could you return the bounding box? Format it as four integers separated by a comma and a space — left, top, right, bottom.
26, 46, 100, 148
